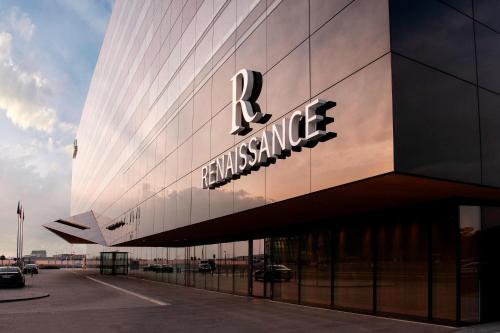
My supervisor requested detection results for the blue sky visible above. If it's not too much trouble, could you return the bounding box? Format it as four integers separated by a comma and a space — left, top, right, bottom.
0, 0, 113, 257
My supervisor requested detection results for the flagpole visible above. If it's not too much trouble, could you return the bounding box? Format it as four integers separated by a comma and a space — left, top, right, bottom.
20, 211, 23, 266
16, 212, 20, 266
21, 210, 24, 266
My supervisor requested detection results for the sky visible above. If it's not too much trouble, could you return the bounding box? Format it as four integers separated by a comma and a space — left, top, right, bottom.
0, 0, 113, 257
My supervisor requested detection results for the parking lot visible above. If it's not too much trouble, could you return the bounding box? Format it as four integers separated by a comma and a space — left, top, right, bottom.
0, 269, 497, 332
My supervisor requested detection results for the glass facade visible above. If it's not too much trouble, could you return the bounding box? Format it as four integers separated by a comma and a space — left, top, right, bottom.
86, 204, 498, 325
55, 0, 500, 327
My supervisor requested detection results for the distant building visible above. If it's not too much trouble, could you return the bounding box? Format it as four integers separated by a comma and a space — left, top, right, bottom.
53, 254, 85, 261
30, 250, 47, 258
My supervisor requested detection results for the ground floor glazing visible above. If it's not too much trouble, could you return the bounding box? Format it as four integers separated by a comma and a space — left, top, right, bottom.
88, 204, 500, 325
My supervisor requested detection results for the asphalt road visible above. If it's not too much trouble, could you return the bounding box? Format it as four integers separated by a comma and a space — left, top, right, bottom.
0, 269, 495, 333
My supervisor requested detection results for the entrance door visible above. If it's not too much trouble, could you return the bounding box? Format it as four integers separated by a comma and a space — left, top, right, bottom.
252, 239, 267, 297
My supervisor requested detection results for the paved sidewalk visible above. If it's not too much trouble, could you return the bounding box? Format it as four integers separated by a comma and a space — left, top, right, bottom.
0, 269, 497, 332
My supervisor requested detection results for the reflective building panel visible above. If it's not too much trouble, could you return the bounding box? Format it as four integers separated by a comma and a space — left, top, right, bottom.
53, 0, 500, 326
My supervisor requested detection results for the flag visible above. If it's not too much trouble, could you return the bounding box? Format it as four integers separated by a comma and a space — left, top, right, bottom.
22, 210, 24, 221
17, 201, 21, 216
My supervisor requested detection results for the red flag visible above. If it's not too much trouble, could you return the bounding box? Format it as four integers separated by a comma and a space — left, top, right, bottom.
17, 201, 21, 216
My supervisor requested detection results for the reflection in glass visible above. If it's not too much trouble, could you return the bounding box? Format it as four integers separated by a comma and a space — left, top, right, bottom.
334, 225, 372, 311
219, 242, 234, 293
301, 231, 332, 307
167, 248, 176, 284
460, 206, 480, 323
376, 219, 428, 318
271, 236, 299, 303
432, 211, 457, 321
194, 245, 206, 289
205, 244, 219, 291
176, 247, 186, 286
252, 239, 266, 297
234, 241, 249, 295
390, 0, 476, 83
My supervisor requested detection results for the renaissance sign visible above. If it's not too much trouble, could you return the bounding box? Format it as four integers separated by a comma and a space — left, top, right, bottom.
201, 69, 336, 189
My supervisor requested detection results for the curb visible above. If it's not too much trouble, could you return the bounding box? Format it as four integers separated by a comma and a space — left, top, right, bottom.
0, 292, 50, 303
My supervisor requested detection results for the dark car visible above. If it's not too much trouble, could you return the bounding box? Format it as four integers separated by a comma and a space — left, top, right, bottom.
0, 266, 25, 288
23, 264, 39, 274
254, 265, 293, 282
143, 264, 174, 273
161, 265, 174, 273
198, 263, 212, 273
143, 264, 161, 272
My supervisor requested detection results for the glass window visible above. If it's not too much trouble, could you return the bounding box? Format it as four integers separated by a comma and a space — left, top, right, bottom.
211, 53, 235, 115
236, 21, 266, 74
390, 0, 476, 83
311, 55, 393, 192
301, 231, 332, 307
209, 163, 234, 218
176, 175, 192, 228
392, 55, 481, 184
176, 247, 186, 286
271, 236, 299, 303
210, 105, 235, 158
191, 122, 211, 170
219, 242, 234, 293
474, 0, 500, 32
252, 239, 267, 297
431, 210, 457, 322
480, 206, 500, 322
167, 248, 176, 284
267, 41, 310, 120
234, 241, 249, 295
459, 206, 481, 323
164, 182, 178, 231
475, 23, 500, 94
310, 0, 351, 33
479, 89, 500, 187
376, 218, 428, 318
193, 79, 212, 132
334, 224, 373, 311
178, 99, 194, 145
177, 137, 193, 179
265, 115, 311, 203
266, 0, 308, 68
205, 244, 219, 291
191, 167, 210, 223
194, 245, 206, 289
166, 116, 179, 156
310, 0, 389, 96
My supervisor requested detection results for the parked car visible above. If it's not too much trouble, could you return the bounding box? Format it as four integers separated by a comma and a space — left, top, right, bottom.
143, 264, 161, 272
23, 264, 39, 275
254, 265, 293, 282
0, 266, 25, 288
198, 263, 212, 273
161, 265, 174, 273
143, 264, 174, 273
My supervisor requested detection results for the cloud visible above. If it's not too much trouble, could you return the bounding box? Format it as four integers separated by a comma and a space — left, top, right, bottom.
0, 28, 77, 135
0, 149, 83, 257
3, 7, 35, 41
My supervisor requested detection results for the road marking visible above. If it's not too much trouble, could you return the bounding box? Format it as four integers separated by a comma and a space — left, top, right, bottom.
85, 276, 170, 306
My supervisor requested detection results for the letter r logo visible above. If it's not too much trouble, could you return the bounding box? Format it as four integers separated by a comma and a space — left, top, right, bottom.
230, 69, 265, 135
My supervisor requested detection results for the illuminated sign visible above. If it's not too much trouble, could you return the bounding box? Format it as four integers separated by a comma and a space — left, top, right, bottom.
201, 69, 336, 189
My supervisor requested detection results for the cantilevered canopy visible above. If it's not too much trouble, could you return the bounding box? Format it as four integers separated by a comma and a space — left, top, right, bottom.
43, 211, 106, 245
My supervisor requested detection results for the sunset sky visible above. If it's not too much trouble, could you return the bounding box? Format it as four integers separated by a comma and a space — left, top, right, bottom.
0, 0, 113, 257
